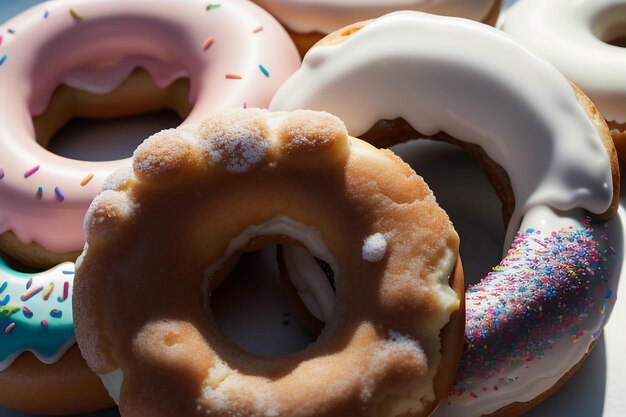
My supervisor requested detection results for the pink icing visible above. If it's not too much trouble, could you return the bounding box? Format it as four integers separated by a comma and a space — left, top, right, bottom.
0, 0, 300, 253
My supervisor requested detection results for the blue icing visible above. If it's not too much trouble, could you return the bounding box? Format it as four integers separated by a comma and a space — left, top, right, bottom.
0, 258, 75, 370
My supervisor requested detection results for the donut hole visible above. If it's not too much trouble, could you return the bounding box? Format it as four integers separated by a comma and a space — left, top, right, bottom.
32, 69, 192, 161
592, 5, 626, 47
210, 244, 334, 356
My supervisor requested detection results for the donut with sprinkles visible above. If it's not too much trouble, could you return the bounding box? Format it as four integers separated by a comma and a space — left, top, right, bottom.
0, 0, 300, 268
269, 12, 620, 417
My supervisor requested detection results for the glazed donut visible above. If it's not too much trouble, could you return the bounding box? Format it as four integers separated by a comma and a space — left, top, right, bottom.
501, 0, 626, 162
269, 12, 620, 416
251, 0, 502, 55
0, 258, 113, 415
73, 109, 465, 417
0, 0, 300, 267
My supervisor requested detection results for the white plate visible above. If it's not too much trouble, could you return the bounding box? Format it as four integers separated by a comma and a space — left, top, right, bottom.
1, 1, 625, 416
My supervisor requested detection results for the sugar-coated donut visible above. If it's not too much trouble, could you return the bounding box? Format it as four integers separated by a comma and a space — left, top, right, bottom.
251, 0, 502, 55
269, 12, 620, 416
501, 0, 626, 163
0, 258, 112, 415
73, 109, 464, 417
0, 0, 300, 267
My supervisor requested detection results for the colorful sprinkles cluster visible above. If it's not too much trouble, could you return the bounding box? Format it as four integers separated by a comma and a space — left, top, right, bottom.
448, 222, 615, 398
0, 261, 75, 370
0, 162, 95, 202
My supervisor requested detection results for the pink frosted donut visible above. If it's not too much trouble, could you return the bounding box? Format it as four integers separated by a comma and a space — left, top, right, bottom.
0, 0, 300, 266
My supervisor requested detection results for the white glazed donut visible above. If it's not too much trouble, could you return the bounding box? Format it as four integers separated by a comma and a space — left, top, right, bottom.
270, 12, 620, 417
0, 0, 300, 266
501, 0, 626, 160
251, 0, 501, 55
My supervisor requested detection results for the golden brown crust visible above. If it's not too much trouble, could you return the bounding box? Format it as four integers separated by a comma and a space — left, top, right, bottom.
608, 121, 626, 166
570, 83, 620, 220
74, 109, 462, 417
0, 346, 113, 415
289, 0, 502, 56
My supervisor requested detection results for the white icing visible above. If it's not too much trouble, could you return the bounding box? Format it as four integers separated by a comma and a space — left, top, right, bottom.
282, 245, 334, 322
362, 233, 387, 262
269, 11, 614, 247
99, 368, 124, 404
502, 0, 626, 124
252, 0, 496, 34
435, 206, 619, 417
269, 12, 617, 416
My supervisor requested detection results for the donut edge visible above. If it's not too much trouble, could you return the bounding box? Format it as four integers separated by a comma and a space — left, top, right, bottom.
0, 345, 113, 415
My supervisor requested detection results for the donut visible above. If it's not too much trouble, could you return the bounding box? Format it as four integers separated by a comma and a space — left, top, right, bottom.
0, 0, 300, 267
268, 12, 620, 416
501, 0, 626, 162
0, 258, 114, 415
251, 0, 502, 55
0, 0, 299, 413
73, 108, 465, 417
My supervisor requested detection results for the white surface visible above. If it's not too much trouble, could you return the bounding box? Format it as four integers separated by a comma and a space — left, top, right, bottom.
0, 0, 625, 416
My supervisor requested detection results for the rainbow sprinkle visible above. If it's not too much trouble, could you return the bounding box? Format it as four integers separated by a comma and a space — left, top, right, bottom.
448, 225, 613, 397
50, 309, 62, 318
4, 323, 15, 334
225, 73, 242, 80
20, 286, 43, 301
22, 306, 33, 318
258, 64, 270, 78
58, 282, 69, 303
36, 186, 43, 199
206, 3, 221, 11
54, 186, 64, 202
69, 7, 82, 20
252, 25, 264, 34
203, 37, 215, 51
24, 165, 40, 178
0, 54, 6, 66
80, 173, 94, 186
44, 9, 49, 19
42, 283, 54, 301
0, 168, 4, 179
